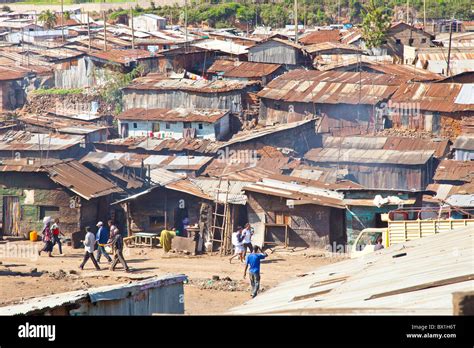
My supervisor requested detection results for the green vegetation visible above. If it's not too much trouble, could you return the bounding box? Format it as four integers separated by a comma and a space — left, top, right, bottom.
32, 88, 84, 95
361, 0, 391, 49
38, 9, 57, 29
100, 65, 144, 114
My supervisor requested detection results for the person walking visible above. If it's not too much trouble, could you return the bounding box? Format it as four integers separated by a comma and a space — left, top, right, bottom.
51, 218, 64, 255
108, 227, 130, 272
243, 245, 267, 298
79, 226, 100, 271
38, 217, 54, 257
242, 223, 254, 257
229, 226, 245, 264
95, 221, 112, 264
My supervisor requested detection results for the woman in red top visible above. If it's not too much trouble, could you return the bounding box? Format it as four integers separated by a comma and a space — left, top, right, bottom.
51, 218, 64, 255
38, 219, 54, 257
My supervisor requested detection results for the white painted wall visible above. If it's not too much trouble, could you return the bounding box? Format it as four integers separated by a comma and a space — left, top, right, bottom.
118, 114, 230, 140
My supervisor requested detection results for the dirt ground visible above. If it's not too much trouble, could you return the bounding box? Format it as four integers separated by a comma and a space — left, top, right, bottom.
0, 240, 343, 314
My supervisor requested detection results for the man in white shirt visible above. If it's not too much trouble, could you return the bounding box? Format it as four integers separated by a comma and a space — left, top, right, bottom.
79, 226, 101, 271
242, 223, 254, 257
229, 226, 244, 264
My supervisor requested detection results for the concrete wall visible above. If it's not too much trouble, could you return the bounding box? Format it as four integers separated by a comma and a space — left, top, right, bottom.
118, 114, 230, 140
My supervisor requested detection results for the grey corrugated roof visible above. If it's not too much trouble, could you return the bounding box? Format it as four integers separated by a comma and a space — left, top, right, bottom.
190, 178, 250, 205
453, 135, 474, 151
305, 148, 435, 165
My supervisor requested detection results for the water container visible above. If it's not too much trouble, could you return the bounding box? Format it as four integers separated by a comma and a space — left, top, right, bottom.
30, 231, 38, 242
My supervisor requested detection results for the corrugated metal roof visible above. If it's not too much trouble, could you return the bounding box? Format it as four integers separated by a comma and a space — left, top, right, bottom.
19, 114, 107, 135
88, 49, 155, 64
223, 61, 282, 78
323, 135, 449, 159
445, 194, 474, 207
299, 30, 341, 45
244, 176, 345, 208
304, 42, 363, 54
190, 178, 249, 205
125, 74, 257, 93
117, 108, 228, 123
192, 39, 249, 55
305, 147, 434, 165
0, 130, 84, 151
230, 227, 474, 315
43, 160, 122, 199
455, 84, 474, 105
433, 160, 474, 183
258, 70, 399, 105
389, 82, 474, 112
453, 135, 474, 151
0, 275, 186, 315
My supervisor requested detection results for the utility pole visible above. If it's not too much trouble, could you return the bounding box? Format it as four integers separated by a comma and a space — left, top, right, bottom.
87, 11, 91, 51
338, 0, 340, 24
184, 0, 188, 52
294, 0, 298, 43
446, 18, 453, 76
103, 11, 107, 51
406, 0, 409, 23
61, 0, 64, 42
130, 7, 135, 50
423, 0, 426, 29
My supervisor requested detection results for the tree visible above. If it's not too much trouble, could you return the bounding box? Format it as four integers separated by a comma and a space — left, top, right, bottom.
361, 0, 391, 49
38, 10, 57, 30
63, 11, 71, 21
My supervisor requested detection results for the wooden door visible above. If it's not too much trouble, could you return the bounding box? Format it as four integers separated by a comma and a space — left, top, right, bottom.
2, 196, 21, 236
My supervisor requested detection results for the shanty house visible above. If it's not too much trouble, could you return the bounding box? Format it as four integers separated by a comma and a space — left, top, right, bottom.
388, 82, 474, 140
304, 42, 365, 69
0, 131, 87, 160
206, 59, 284, 86
304, 146, 436, 191
122, 74, 259, 113
383, 22, 434, 62
131, 14, 167, 32
0, 66, 30, 111
116, 108, 231, 141
244, 175, 347, 248
247, 38, 312, 69
257, 70, 399, 128
0, 159, 122, 244
453, 135, 474, 161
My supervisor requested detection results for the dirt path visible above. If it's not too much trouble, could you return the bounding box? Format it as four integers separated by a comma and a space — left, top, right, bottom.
0, 241, 343, 314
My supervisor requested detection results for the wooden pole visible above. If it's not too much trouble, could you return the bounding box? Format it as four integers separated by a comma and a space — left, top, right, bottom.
446, 18, 453, 76
130, 7, 135, 50
406, 0, 409, 23
61, 0, 64, 42
294, 0, 298, 43
87, 12, 91, 51
423, 0, 426, 29
103, 11, 107, 51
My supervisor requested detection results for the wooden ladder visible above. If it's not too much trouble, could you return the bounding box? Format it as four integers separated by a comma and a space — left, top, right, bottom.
209, 179, 231, 255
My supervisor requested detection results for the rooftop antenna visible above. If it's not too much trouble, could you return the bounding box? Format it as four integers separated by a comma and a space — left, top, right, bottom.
184, 0, 188, 53
61, 0, 65, 42
423, 0, 426, 29
406, 0, 410, 23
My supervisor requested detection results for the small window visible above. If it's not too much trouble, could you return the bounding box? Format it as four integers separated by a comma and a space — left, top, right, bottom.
421, 38, 426, 44
39, 206, 60, 220
165, 122, 171, 129
152, 122, 160, 132
183, 122, 192, 129
396, 39, 401, 45
133, 122, 138, 129
408, 38, 414, 46
198, 123, 203, 130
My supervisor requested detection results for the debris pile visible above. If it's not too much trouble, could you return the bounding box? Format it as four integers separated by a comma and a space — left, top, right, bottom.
188, 276, 264, 292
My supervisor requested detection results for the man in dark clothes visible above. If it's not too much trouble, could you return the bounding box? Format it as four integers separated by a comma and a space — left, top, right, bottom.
108, 227, 130, 272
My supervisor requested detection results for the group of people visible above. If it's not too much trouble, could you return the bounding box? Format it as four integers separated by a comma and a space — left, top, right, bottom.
230, 223, 268, 298
38, 216, 130, 272
38, 217, 65, 257
80, 220, 130, 272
